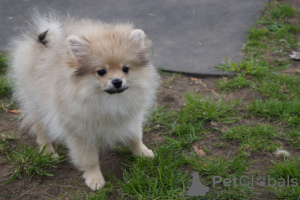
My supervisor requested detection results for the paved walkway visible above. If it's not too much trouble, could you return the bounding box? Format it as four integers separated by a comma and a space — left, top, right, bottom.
0, 0, 267, 75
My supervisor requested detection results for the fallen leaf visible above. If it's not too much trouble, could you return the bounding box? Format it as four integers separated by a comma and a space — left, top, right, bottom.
191, 77, 202, 85
279, 39, 287, 43
193, 145, 206, 157
211, 121, 218, 126
280, 87, 290, 94
8, 110, 22, 114
197, 79, 207, 87
221, 126, 230, 132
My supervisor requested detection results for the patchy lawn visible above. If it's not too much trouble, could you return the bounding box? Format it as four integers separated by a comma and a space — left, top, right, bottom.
1, 0, 300, 199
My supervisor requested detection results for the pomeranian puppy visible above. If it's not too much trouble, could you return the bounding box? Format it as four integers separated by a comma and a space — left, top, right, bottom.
9, 12, 159, 190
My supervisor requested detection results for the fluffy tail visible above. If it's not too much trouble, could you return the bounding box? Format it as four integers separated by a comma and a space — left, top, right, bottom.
31, 10, 64, 47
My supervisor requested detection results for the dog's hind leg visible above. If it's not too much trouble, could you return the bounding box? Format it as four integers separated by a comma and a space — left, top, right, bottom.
31, 122, 59, 158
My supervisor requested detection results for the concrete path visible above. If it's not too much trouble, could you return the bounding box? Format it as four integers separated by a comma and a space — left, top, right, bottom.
0, 0, 267, 75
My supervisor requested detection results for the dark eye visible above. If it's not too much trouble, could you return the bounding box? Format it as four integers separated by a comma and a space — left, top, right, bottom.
122, 66, 129, 74
96, 69, 106, 76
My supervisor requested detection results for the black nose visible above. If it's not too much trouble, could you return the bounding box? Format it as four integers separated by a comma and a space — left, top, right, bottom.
112, 79, 123, 89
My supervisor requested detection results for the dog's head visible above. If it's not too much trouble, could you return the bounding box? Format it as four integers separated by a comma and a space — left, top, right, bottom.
67, 24, 151, 95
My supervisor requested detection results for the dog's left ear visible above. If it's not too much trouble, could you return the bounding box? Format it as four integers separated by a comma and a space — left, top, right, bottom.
129, 29, 145, 49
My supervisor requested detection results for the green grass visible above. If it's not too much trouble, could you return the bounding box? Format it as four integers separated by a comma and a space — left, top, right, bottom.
268, 157, 300, 181
0, 52, 11, 97
267, 157, 300, 199
221, 124, 282, 153
270, 186, 300, 200
117, 145, 189, 199
243, 2, 299, 58
0, 132, 17, 154
145, 93, 240, 153
214, 55, 270, 76
217, 74, 252, 91
145, 105, 175, 132
85, 182, 114, 200
249, 98, 300, 127
0, 98, 18, 111
0, 77, 12, 97
284, 128, 300, 149
4, 145, 64, 185
183, 93, 240, 123
202, 185, 256, 200
244, 41, 268, 57
248, 26, 270, 40
169, 108, 204, 138
0, 140, 9, 154
253, 73, 300, 100
271, 4, 296, 19
0, 52, 8, 74
190, 152, 254, 181
189, 152, 257, 199
163, 128, 205, 152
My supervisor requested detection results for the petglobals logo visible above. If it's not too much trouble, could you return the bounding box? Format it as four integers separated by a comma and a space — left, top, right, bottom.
183, 172, 299, 197
212, 175, 298, 187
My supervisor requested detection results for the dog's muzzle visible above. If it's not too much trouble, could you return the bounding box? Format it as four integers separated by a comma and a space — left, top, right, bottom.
104, 86, 129, 94
104, 78, 129, 94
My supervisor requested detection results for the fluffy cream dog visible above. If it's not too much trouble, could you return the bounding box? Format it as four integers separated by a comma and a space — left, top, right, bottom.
9, 13, 159, 190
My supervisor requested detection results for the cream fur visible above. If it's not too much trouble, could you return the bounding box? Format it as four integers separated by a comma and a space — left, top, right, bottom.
9, 12, 159, 190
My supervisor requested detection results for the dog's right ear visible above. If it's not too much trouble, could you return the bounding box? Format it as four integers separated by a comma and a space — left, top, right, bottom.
67, 35, 88, 60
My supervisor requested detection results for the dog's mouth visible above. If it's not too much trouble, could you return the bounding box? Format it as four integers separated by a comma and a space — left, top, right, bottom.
104, 86, 129, 94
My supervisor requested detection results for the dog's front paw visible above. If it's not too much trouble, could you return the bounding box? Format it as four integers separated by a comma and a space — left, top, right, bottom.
83, 171, 106, 190
51, 153, 59, 159
139, 148, 154, 158
129, 141, 155, 158
85, 177, 106, 190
